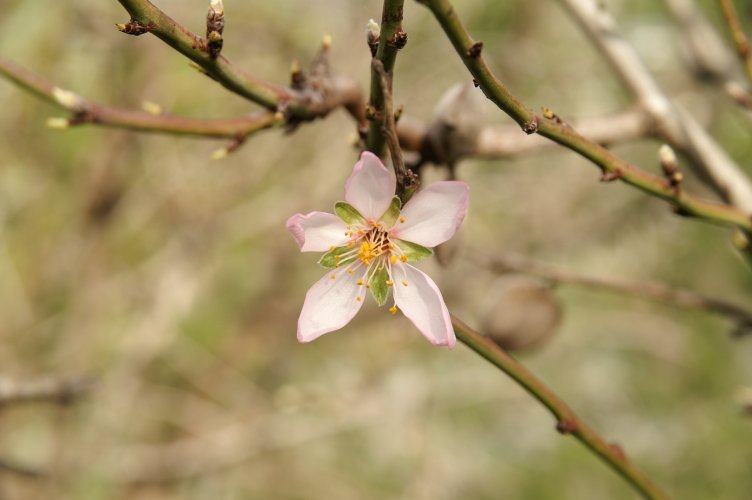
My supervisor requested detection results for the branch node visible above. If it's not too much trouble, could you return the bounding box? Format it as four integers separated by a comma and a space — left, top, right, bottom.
659, 144, 683, 192
522, 116, 539, 134
556, 418, 578, 434
116, 20, 152, 36
389, 30, 409, 50
467, 41, 483, 58
206, 0, 225, 58
600, 169, 623, 182
609, 442, 627, 461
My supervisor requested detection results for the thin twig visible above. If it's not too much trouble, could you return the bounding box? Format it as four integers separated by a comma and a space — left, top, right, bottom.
0, 458, 47, 479
473, 251, 752, 336
365, 0, 407, 155
0, 375, 94, 405
416, 0, 752, 239
452, 316, 670, 500
372, 59, 408, 196
662, 0, 752, 112
0, 56, 282, 141
718, 0, 752, 88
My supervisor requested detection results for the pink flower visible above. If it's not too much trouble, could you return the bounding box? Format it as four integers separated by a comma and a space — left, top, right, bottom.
286, 152, 469, 348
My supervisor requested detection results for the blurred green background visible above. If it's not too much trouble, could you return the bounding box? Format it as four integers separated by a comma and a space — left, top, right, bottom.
1, 0, 751, 498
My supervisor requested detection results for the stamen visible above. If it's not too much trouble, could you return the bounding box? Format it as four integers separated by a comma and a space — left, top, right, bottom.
386, 280, 394, 286
330, 275, 336, 279
399, 217, 405, 223
356, 296, 362, 302
400, 255, 407, 262
389, 306, 398, 315
329, 246, 334, 251
348, 269, 355, 275
401, 280, 408, 286
390, 255, 397, 264
356, 279, 364, 285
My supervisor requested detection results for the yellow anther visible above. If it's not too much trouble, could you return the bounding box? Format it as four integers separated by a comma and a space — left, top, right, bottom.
358, 241, 377, 264
356, 279, 364, 285
330, 275, 336, 279
389, 306, 398, 315
400, 255, 407, 262
329, 246, 334, 251
335, 255, 341, 260
390, 255, 397, 264
356, 296, 362, 302
386, 280, 394, 287
335, 263, 340, 268
365, 284, 371, 288
399, 217, 405, 223
401, 280, 408, 286
348, 269, 355, 275
348, 242, 354, 247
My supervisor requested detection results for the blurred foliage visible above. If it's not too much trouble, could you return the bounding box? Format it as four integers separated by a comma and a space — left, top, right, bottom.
0, 1, 751, 499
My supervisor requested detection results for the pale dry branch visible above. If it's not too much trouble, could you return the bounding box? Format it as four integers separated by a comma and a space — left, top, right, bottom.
0, 375, 94, 405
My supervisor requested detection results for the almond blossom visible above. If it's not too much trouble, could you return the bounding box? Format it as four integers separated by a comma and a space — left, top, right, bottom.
286, 152, 469, 348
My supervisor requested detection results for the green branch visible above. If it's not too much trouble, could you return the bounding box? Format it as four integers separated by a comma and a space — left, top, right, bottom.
417, 0, 752, 236
116, 0, 290, 110
452, 316, 670, 500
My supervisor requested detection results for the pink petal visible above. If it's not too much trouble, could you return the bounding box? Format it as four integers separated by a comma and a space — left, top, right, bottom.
286, 212, 350, 252
392, 263, 455, 348
344, 151, 396, 221
297, 268, 365, 342
391, 181, 469, 248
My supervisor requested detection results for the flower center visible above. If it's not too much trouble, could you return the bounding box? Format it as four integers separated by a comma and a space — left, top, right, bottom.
358, 241, 378, 264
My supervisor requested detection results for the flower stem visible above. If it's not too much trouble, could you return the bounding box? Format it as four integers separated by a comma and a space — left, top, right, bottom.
451, 315, 670, 500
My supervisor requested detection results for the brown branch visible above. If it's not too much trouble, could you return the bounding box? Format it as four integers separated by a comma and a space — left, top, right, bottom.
473, 251, 752, 336
372, 59, 412, 199
0, 56, 282, 146
366, 0, 407, 155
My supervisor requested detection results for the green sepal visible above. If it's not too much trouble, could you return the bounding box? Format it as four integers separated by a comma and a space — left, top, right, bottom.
369, 266, 390, 306
334, 201, 365, 225
393, 239, 433, 262
380, 196, 402, 227
318, 245, 354, 268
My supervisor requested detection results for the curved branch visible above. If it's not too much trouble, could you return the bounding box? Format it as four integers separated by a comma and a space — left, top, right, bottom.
417, 0, 752, 236
452, 316, 670, 500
